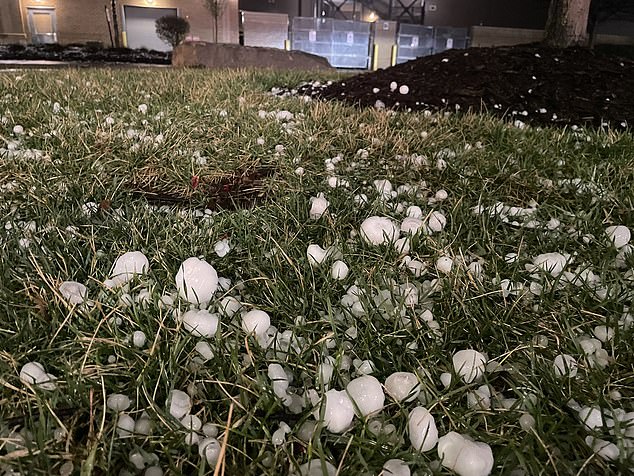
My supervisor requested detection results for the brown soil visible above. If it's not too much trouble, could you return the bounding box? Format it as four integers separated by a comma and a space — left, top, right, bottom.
304, 45, 634, 130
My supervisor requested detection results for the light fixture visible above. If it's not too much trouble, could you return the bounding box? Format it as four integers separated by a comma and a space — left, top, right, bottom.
368, 11, 377, 22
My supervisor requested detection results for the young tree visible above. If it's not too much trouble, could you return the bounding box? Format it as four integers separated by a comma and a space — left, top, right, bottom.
203, 0, 227, 43
155, 16, 190, 48
543, 0, 592, 47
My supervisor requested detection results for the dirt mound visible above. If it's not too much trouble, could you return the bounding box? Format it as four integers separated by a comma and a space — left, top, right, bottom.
299, 45, 634, 130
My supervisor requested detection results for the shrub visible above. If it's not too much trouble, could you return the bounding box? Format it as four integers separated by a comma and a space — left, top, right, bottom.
155, 16, 190, 48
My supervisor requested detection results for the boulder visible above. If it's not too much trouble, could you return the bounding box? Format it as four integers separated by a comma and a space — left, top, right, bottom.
172, 42, 334, 71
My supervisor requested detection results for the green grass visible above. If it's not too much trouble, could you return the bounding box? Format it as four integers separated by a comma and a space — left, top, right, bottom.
0, 67, 633, 475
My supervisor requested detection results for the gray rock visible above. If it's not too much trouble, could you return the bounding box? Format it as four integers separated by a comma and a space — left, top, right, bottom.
172, 42, 334, 71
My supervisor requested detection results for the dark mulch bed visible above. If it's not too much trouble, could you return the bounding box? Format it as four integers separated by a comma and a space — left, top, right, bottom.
295, 44, 634, 130
0, 43, 170, 65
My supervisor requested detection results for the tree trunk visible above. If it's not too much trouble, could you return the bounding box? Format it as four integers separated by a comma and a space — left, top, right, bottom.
111, 0, 120, 48
543, 0, 592, 47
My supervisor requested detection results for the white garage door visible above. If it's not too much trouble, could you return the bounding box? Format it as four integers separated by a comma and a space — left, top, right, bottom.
124, 6, 177, 52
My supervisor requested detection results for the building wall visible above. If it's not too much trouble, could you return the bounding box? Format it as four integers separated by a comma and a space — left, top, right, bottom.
423, 0, 550, 29
239, 0, 313, 17
15, 0, 239, 47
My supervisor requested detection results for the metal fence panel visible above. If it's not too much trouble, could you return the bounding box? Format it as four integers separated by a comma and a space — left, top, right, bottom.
242, 11, 289, 50
396, 24, 434, 64
291, 16, 371, 69
433, 27, 469, 54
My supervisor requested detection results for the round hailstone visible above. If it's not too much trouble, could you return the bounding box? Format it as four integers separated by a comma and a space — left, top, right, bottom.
199, 437, 221, 467
214, 239, 230, 258
108, 251, 149, 287
145, 467, 164, 476
195, 341, 214, 361
437, 432, 494, 476
360, 216, 399, 245
407, 206, 423, 219
519, 412, 536, 431
390, 81, 398, 91
132, 330, 146, 348
382, 459, 410, 476
585, 436, 620, 461
181, 414, 202, 431
427, 211, 447, 233
331, 260, 349, 280
399, 85, 409, 95
179, 309, 219, 338
309, 195, 330, 219
345, 375, 385, 417
436, 256, 453, 274
401, 217, 424, 235
116, 413, 136, 437
19, 362, 57, 390
605, 225, 630, 249
107, 394, 131, 412
385, 372, 421, 402
175, 257, 218, 306
452, 349, 487, 383
293, 460, 337, 476
307, 244, 328, 267
58, 281, 87, 305
408, 407, 438, 452
531, 252, 568, 277
578, 406, 603, 431
242, 309, 271, 336
553, 354, 578, 377
316, 389, 355, 433
218, 296, 242, 317
167, 390, 191, 419
372, 87, 380, 93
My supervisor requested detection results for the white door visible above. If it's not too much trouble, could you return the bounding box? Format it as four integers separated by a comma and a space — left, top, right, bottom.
124, 6, 178, 52
27, 8, 57, 44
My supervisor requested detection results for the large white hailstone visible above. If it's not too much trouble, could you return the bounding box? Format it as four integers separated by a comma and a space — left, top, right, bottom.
315, 389, 355, 433
199, 437, 221, 467
218, 296, 242, 317
167, 390, 191, 419
374, 179, 393, 197
578, 406, 603, 431
59, 281, 87, 305
452, 349, 487, 383
116, 413, 136, 437
407, 206, 423, 219
108, 251, 149, 287
268, 363, 290, 400
19, 362, 57, 390
383, 459, 410, 476
242, 309, 271, 336
181, 414, 202, 431
385, 372, 421, 402
605, 225, 631, 249
331, 260, 349, 280
401, 217, 424, 235
531, 252, 569, 277
585, 436, 620, 461
408, 407, 438, 452
292, 460, 337, 476
175, 257, 218, 306
360, 216, 399, 245
106, 394, 131, 412
178, 309, 219, 338
436, 256, 453, 274
553, 354, 578, 378
437, 432, 494, 476
399, 84, 410, 95
427, 211, 447, 233
195, 341, 214, 361
345, 375, 385, 417
307, 244, 328, 267
309, 195, 330, 219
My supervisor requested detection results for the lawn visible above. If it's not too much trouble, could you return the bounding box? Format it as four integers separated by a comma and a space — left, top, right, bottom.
0, 68, 633, 475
